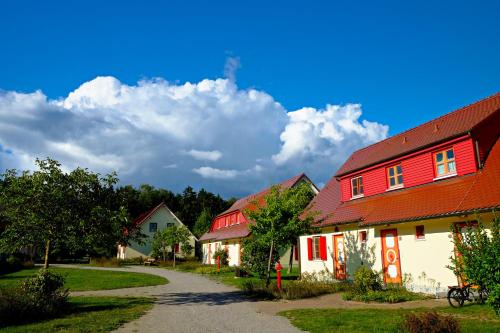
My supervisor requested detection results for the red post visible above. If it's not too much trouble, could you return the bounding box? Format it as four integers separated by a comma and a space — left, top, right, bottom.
275, 261, 283, 290
217, 255, 221, 271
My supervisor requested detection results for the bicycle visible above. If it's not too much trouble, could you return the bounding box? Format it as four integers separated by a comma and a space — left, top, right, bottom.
447, 284, 489, 308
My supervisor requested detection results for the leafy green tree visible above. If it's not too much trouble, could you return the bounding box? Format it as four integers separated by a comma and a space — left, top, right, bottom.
243, 182, 315, 286
0, 158, 141, 267
163, 225, 192, 268
193, 208, 213, 238
449, 214, 500, 314
151, 229, 170, 261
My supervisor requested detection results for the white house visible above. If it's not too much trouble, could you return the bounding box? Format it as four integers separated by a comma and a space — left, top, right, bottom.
200, 173, 319, 267
117, 202, 197, 259
299, 93, 500, 296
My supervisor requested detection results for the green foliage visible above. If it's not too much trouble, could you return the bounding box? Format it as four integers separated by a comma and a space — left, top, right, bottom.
353, 266, 382, 293
0, 158, 144, 264
400, 311, 460, 333
212, 248, 229, 266
242, 182, 315, 280
241, 275, 351, 300
343, 287, 427, 303
0, 269, 68, 327
193, 208, 213, 238
449, 214, 500, 314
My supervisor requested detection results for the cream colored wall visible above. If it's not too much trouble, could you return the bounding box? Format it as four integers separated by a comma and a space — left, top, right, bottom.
201, 240, 241, 266
120, 206, 196, 259
300, 213, 494, 295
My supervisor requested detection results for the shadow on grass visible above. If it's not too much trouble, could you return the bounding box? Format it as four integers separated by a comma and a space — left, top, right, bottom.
157, 291, 257, 306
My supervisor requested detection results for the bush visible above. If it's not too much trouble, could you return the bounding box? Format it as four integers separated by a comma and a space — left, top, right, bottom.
353, 266, 382, 293
235, 266, 249, 277
400, 311, 460, 333
0, 269, 68, 327
343, 287, 427, 303
194, 265, 234, 275
241, 275, 351, 300
212, 248, 229, 266
0, 254, 34, 275
89, 257, 123, 267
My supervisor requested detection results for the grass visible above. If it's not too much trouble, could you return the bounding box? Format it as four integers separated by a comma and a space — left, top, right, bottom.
1, 296, 154, 332
342, 288, 429, 303
0, 267, 168, 291
280, 304, 500, 333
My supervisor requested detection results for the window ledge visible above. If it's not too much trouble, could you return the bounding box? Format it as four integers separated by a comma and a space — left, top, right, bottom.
386, 185, 404, 191
415, 238, 426, 241
350, 194, 364, 200
433, 173, 457, 181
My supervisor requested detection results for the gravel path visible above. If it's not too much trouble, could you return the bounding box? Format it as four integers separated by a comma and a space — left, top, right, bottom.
60, 265, 447, 332
60, 265, 301, 333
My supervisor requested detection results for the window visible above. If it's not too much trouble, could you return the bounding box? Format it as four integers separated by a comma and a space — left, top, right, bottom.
236, 214, 240, 224
149, 223, 157, 233
415, 225, 425, 240
225, 217, 229, 227
387, 165, 403, 188
167, 223, 174, 228
313, 237, 321, 259
359, 231, 367, 243
351, 176, 364, 198
307, 236, 326, 261
435, 148, 456, 177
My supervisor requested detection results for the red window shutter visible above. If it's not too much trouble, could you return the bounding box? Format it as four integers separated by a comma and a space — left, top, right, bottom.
294, 246, 299, 260
307, 238, 313, 260
174, 244, 180, 253
320, 236, 327, 261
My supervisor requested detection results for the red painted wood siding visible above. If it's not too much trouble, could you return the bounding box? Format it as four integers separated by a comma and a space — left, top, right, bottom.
211, 211, 247, 231
473, 110, 500, 166
340, 138, 477, 201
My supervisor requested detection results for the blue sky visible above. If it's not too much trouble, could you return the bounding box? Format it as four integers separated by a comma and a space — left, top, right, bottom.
0, 1, 499, 196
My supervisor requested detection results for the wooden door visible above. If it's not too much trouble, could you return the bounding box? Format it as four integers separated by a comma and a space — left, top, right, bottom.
381, 229, 402, 284
453, 222, 478, 286
333, 234, 347, 280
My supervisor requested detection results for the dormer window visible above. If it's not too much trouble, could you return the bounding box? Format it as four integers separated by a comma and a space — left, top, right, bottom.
387, 164, 403, 188
434, 148, 456, 177
351, 176, 364, 198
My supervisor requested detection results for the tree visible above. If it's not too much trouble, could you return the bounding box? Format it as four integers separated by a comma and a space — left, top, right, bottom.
163, 225, 192, 268
193, 208, 213, 238
151, 229, 170, 261
243, 182, 315, 286
448, 214, 500, 314
0, 158, 140, 267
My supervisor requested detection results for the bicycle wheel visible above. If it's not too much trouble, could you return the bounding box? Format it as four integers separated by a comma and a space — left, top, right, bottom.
448, 288, 464, 308
479, 288, 489, 304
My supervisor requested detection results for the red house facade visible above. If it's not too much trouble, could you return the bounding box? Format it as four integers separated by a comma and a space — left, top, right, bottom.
200, 173, 318, 266
300, 93, 500, 295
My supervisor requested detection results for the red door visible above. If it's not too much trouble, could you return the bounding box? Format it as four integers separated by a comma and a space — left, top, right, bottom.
333, 234, 347, 280
381, 229, 402, 284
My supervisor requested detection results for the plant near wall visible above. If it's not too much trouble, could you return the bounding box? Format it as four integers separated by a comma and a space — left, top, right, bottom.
448, 214, 500, 314
243, 182, 316, 286
212, 248, 229, 266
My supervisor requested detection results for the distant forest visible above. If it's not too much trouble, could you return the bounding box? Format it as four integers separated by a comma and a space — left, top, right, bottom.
117, 184, 236, 236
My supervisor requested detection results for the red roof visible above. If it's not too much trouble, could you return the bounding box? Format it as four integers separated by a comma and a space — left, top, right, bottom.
314, 137, 500, 227
133, 202, 166, 226
336, 93, 500, 177
200, 173, 315, 242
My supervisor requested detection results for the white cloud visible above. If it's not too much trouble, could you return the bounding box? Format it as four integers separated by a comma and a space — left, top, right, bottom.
185, 149, 222, 161
193, 167, 239, 179
0, 76, 388, 197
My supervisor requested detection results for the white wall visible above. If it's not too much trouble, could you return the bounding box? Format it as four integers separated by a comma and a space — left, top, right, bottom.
300, 213, 494, 295
202, 240, 241, 266
119, 206, 196, 259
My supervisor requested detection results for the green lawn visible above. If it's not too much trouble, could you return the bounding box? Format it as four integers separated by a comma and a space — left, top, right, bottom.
0, 267, 168, 291
280, 304, 500, 333
1, 297, 154, 333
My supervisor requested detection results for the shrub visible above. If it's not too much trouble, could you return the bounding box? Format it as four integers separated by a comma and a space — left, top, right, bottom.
241, 276, 351, 300
89, 257, 123, 267
194, 265, 234, 275
343, 288, 427, 303
212, 248, 229, 266
400, 311, 460, 333
0, 269, 68, 327
235, 266, 249, 277
353, 266, 382, 293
